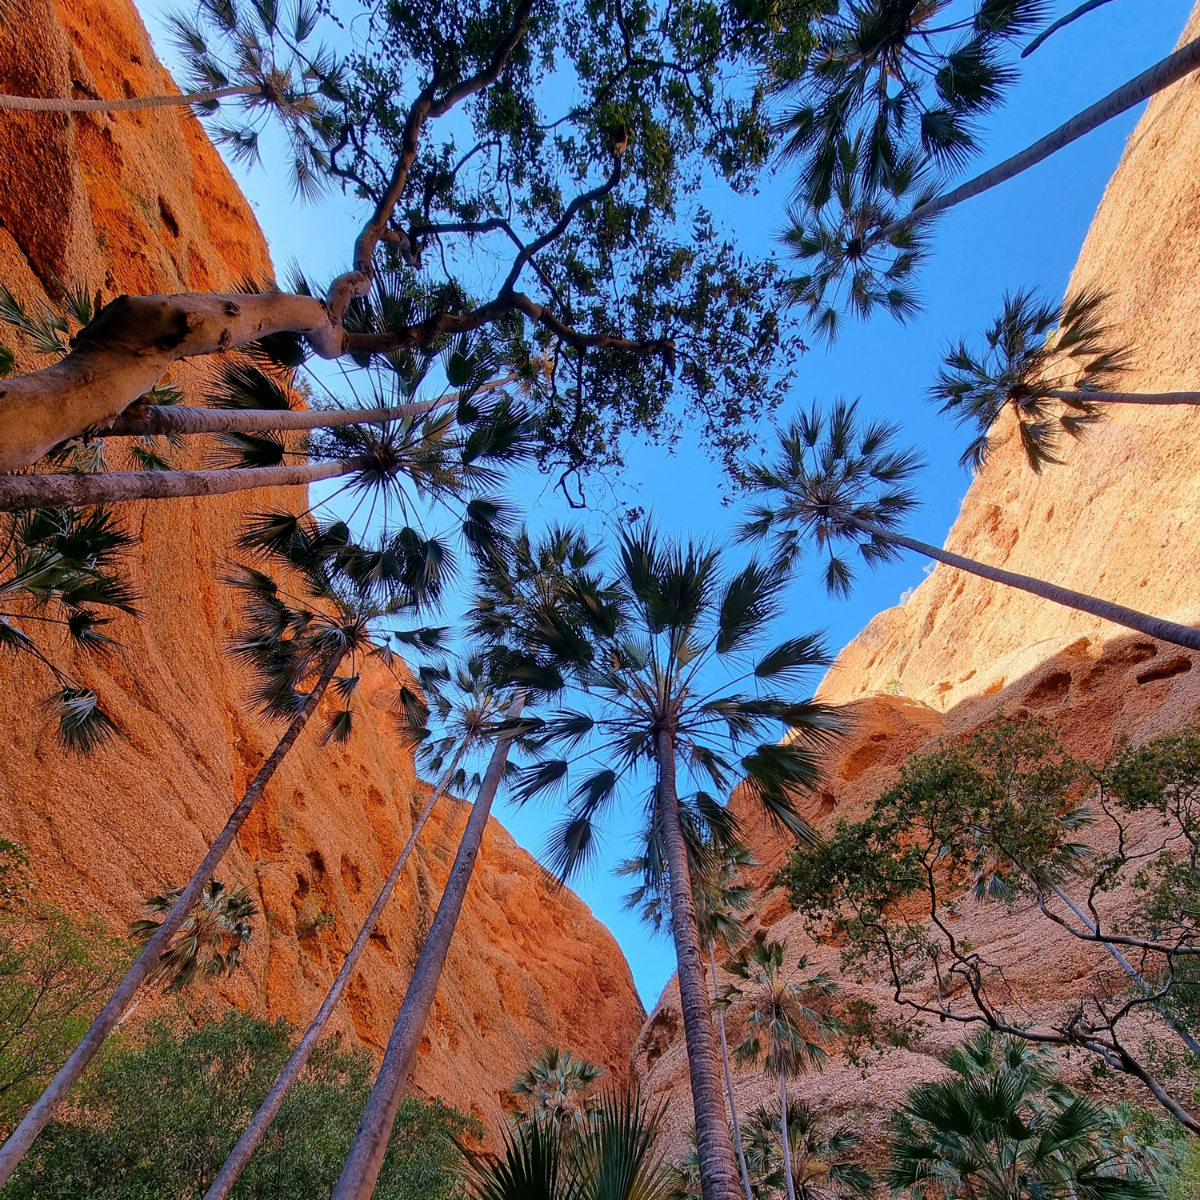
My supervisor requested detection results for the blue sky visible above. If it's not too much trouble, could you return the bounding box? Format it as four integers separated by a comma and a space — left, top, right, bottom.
142, 0, 1194, 1008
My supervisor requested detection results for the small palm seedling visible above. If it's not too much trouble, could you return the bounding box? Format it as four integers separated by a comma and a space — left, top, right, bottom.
0, 506, 137, 750
622, 836, 758, 1200
330, 526, 613, 1200
510, 524, 840, 1200
742, 1102, 871, 1200
934, 287, 1200, 471
0, 518, 448, 1182
726, 937, 842, 1200
885, 1031, 1157, 1200
469, 1089, 673, 1200
741, 398, 1200, 653
130, 878, 256, 992
511, 1047, 604, 1139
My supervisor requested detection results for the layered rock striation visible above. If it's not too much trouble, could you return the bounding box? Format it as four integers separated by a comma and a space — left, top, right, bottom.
0, 0, 644, 1133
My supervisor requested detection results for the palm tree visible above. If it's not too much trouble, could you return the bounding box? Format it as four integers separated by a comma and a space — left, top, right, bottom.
622, 836, 758, 1200
511, 1047, 605, 1139
885, 1030, 1158, 1199
932, 288, 1200, 472
511, 526, 842, 1200
743, 1101, 872, 1200
0, 505, 137, 749
740, 399, 1200, 654
130, 877, 256, 992
725, 937, 841, 1200
778, 3, 1200, 332
0, 517, 448, 1186
201, 654, 513, 1200
469, 1088, 673, 1200
330, 526, 609, 1200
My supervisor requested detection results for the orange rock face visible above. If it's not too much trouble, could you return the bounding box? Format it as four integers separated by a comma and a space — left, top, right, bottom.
634, 5, 1200, 1156
0, 0, 644, 1134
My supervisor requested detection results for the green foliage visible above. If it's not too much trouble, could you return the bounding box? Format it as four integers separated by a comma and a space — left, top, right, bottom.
742, 1101, 872, 1200
471, 1087, 671, 1200
511, 1047, 604, 1138
0, 903, 130, 1135
6, 1010, 472, 1199
885, 1031, 1161, 1199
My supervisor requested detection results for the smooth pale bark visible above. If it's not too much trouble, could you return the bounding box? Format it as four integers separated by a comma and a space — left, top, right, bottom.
0, 457, 366, 511
779, 1070, 796, 1200
1045, 388, 1200, 406
0, 85, 258, 111
330, 696, 523, 1200
847, 518, 1200, 653
0, 650, 344, 1187
1050, 883, 1200, 1058
710, 941, 753, 1200
203, 746, 466, 1200
657, 728, 743, 1200
877, 34, 1200, 240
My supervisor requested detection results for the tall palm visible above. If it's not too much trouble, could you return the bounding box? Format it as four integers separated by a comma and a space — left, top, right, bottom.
512, 526, 842, 1200
469, 1088, 673, 1200
932, 288, 1200, 472
201, 654, 498, 1200
512, 1047, 605, 1139
0, 517, 447, 1186
780, 5, 1200, 333
743, 1102, 872, 1200
622, 836, 758, 1200
885, 1030, 1157, 1199
330, 526, 609, 1200
740, 399, 1200, 654
0, 505, 137, 750
130, 877, 256, 992
725, 937, 841, 1200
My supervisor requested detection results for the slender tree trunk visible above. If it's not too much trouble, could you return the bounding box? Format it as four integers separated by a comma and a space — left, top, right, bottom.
877, 34, 1200, 240
1023, 0, 1121, 58
0, 84, 259, 112
847, 518, 1200, 653
203, 748, 465, 1200
709, 941, 753, 1200
330, 695, 523, 1200
0, 457, 367, 511
0, 649, 345, 1187
656, 727, 742, 1200
1045, 389, 1200, 406
779, 1070, 796, 1200
1050, 884, 1200, 1057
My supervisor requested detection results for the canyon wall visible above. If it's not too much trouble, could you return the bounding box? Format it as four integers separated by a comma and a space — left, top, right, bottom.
0, 0, 644, 1134
634, 4, 1200, 1155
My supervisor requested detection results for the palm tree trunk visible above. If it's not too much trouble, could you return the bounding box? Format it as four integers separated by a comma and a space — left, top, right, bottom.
656, 727, 743, 1200
0, 84, 259, 112
779, 1070, 796, 1200
202, 747, 465, 1200
0, 648, 345, 1187
1045, 389, 1200, 406
877, 33, 1200, 240
847, 518, 1200, 653
1050, 883, 1200, 1058
0, 457, 367, 512
709, 941, 753, 1200
1022, 0, 1120, 58
330, 695, 523, 1200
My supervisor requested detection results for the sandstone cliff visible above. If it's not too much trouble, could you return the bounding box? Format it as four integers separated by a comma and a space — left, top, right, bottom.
0, 0, 644, 1133
634, 4, 1200, 1156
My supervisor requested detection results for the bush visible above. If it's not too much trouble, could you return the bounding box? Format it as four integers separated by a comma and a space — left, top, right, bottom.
7, 1009, 472, 1199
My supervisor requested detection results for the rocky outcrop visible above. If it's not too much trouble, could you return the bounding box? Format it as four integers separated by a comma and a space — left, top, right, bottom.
634, 4, 1200, 1156
0, 0, 644, 1134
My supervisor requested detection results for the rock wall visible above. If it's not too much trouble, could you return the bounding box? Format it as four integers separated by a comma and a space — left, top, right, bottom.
634, 4, 1200, 1157
0, 0, 644, 1134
